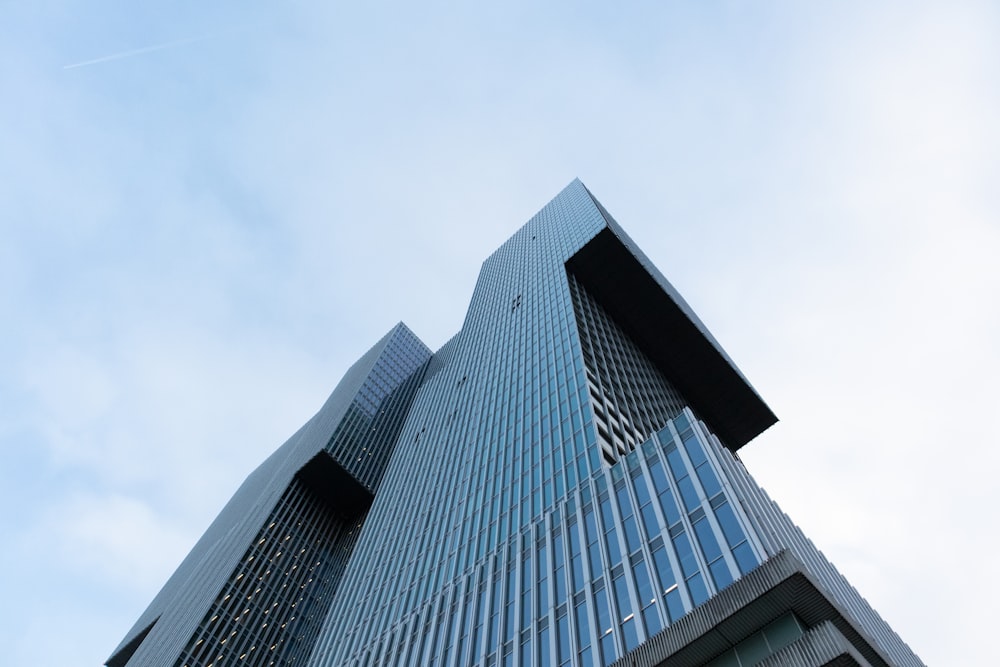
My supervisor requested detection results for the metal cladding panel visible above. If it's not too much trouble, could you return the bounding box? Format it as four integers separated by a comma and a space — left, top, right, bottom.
759, 621, 873, 667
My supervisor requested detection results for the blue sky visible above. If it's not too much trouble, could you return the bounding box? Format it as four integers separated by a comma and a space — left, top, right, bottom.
2, 2, 997, 664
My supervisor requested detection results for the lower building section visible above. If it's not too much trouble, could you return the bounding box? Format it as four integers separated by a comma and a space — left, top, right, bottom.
322, 409, 921, 667
611, 550, 894, 667
106, 324, 432, 667
171, 470, 366, 667
107, 455, 371, 667
320, 409, 763, 666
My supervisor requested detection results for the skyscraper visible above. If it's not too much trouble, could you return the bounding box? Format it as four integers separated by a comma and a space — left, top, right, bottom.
108, 180, 923, 667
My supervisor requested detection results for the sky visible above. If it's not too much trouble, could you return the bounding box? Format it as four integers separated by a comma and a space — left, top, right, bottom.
1, 2, 997, 665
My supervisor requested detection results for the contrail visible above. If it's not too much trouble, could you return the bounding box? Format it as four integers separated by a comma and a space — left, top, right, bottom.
62, 33, 213, 70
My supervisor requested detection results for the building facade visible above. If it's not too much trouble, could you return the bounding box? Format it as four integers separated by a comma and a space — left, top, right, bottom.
109, 181, 923, 667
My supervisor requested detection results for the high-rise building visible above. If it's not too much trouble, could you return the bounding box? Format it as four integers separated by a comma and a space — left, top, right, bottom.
108, 180, 923, 667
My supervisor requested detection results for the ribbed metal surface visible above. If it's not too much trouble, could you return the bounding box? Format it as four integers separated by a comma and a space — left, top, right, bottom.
607, 550, 797, 667
759, 621, 870, 667
606, 548, 895, 667
170, 478, 364, 667
707, 424, 924, 667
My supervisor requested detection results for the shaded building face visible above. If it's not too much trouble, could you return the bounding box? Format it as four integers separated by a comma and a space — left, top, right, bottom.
109, 181, 923, 667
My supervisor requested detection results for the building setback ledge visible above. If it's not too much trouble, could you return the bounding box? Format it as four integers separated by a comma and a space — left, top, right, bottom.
609, 550, 895, 667
296, 452, 374, 520
566, 224, 776, 451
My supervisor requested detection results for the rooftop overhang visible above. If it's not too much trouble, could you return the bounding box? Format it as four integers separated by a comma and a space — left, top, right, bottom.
296, 452, 374, 520
566, 224, 777, 451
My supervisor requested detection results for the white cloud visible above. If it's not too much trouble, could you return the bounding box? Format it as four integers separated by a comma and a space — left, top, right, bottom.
24, 492, 193, 591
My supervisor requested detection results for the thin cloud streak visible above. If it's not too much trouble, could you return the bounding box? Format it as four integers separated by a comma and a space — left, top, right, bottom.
62, 28, 243, 70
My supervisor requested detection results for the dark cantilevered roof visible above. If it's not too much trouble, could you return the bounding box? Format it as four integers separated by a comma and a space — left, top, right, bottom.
567, 190, 777, 450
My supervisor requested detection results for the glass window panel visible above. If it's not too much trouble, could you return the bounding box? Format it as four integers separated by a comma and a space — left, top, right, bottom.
504, 602, 516, 641
763, 612, 804, 652
674, 414, 690, 433
709, 558, 734, 590
666, 448, 687, 480
648, 460, 669, 494
641, 439, 658, 457
488, 611, 500, 646
594, 588, 612, 636
584, 509, 599, 542
665, 588, 685, 622
600, 497, 616, 529
522, 555, 532, 593
695, 464, 722, 498
642, 606, 662, 637
650, 546, 677, 595
677, 476, 701, 512
574, 602, 590, 648
640, 503, 660, 536
733, 543, 759, 575
599, 633, 617, 667
672, 533, 698, 578
605, 527, 622, 567
538, 627, 551, 667
633, 562, 654, 606
538, 576, 549, 612
613, 574, 632, 618
735, 631, 770, 665
633, 476, 651, 506
713, 503, 745, 548
569, 523, 581, 556
692, 518, 722, 562
687, 573, 709, 606
589, 542, 603, 579
557, 614, 570, 662
623, 517, 642, 553
615, 485, 633, 517
554, 566, 567, 605
622, 618, 640, 651
571, 554, 585, 592
658, 487, 682, 526
682, 434, 707, 466
554, 534, 565, 568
